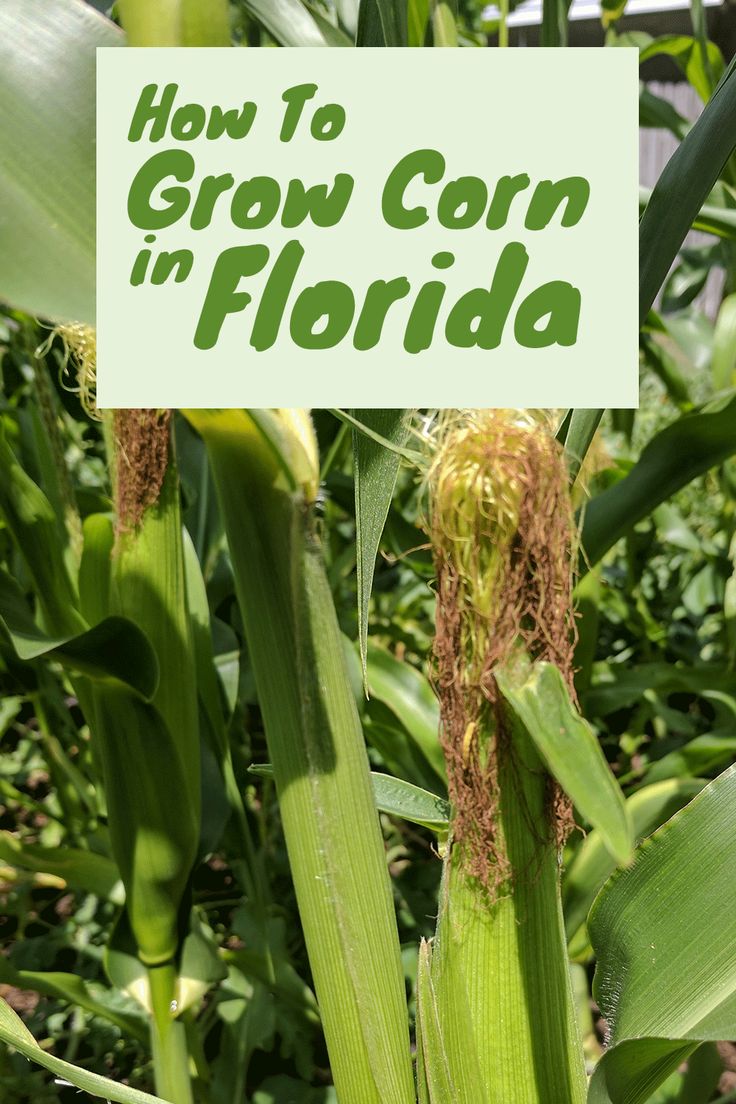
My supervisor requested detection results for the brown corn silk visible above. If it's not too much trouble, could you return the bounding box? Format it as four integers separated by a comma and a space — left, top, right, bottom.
113, 409, 172, 533
45, 326, 171, 534
427, 410, 576, 891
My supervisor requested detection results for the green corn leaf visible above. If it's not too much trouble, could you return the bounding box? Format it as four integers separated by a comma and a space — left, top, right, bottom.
0, 996, 166, 1104
353, 409, 411, 684
496, 661, 633, 867
639, 85, 690, 140
376, 0, 408, 44
0, 830, 123, 903
365, 642, 446, 783
241, 0, 331, 45
639, 186, 736, 241
581, 392, 736, 570
712, 293, 736, 390
563, 778, 705, 945
357, 0, 387, 45
250, 763, 450, 831
0, 958, 145, 1042
0, 428, 82, 637
601, 0, 628, 28
639, 57, 736, 325
356, 0, 408, 45
182, 528, 227, 758
106, 909, 227, 1017
0, 567, 158, 699
541, 0, 572, 47
79, 513, 114, 625
331, 409, 424, 464
305, 3, 355, 46
0, 0, 122, 325
556, 409, 604, 484
588, 765, 736, 1104
118, 0, 230, 45
92, 684, 199, 968
185, 409, 415, 1104
370, 772, 449, 831
645, 732, 736, 785
415, 940, 457, 1104
408, 0, 430, 45
638, 36, 724, 103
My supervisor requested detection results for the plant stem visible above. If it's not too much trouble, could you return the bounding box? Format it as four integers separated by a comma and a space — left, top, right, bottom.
149, 963, 193, 1104
498, 0, 509, 47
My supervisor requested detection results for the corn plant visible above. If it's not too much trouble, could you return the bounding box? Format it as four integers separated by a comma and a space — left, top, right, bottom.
1, 2, 736, 1104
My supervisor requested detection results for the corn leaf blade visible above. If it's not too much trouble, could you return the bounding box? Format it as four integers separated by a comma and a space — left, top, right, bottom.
556, 409, 604, 484
0, 0, 122, 324
639, 186, 736, 241
639, 57, 736, 324
241, 0, 331, 45
497, 661, 633, 866
588, 765, 736, 1103
0, 996, 165, 1104
0, 568, 158, 699
0, 958, 145, 1042
581, 392, 736, 570
353, 409, 411, 682
250, 764, 449, 831
563, 778, 705, 944
415, 940, 456, 1104
366, 642, 446, 782
92, 685, 199, 967
0, 830, 122, 903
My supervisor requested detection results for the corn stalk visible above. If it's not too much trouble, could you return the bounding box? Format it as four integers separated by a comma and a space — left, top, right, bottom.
185, 409, 415, 1104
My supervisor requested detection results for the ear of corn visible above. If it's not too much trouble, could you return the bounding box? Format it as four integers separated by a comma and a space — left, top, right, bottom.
431, 706, 587, 1103
185, 409, 416, 1104
426, 410, 587, 1102
110, 426, 200, 825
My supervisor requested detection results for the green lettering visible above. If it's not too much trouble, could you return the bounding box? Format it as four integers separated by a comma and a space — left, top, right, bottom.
445, 242, 528, 350
437, 176, 488, 230
486, 174, 531, 230
382, 149, 445, 230
353, 278, 411, 351
127, 149, 194, 231
194, 245, 270, 350
190, 173, 234, 230
128, 83, 177, 143
251, 240, 304, 352
525, 178, 590, 230
282, 175, 354, 228
206, 102, 257, 140
514, 282, 581, 347
281, 83, 318, 142
290, 281, 355, 349
230, 177, 281, 230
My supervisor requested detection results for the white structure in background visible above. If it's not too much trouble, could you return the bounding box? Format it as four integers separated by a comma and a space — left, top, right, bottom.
481, 0, 729, 317
481, 0, 723, 34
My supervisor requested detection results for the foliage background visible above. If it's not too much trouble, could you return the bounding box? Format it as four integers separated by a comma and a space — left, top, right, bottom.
2, 0, 736, 1101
